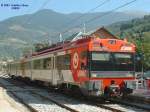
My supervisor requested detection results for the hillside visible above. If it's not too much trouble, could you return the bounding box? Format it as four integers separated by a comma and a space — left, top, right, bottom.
0, 9, 146, 59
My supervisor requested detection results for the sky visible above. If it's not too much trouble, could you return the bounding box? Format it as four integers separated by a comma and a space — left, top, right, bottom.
0, 0, 150, 21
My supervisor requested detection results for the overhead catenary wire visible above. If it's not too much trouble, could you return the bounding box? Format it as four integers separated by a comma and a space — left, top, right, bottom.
50, 0, 138, 40
22, 0, 53, 37
25, 0, 52, 25
61, 0, 111, 28
85, 0, 138, 24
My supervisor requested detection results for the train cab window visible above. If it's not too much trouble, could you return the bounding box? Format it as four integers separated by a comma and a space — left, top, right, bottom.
113, 53, 134, 71
92, 52, 110, 61
90, 52, 114, 71
43, 58, 51, 69
113, 53, 132, 64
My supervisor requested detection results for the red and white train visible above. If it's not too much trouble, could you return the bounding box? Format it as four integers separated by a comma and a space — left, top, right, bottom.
7, 28, 137, 97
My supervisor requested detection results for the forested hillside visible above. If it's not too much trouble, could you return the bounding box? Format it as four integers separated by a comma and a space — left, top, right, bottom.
108, 15, 150, 70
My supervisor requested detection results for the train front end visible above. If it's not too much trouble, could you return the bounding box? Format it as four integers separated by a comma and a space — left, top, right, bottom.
79, 38, 137, 97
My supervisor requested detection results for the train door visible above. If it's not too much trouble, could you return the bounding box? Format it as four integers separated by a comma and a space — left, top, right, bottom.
30, 61, 33, 80
21, 62, 25, 77
52, 55, 57, 86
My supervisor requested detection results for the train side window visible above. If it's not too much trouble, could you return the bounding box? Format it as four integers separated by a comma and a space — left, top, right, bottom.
9, 64, 11, 71
11, 64, 13, 70
16, 64, 17, 70
17, 64, 19, 70
19, 63, 21, 70
43, 58, 51, 69
13, 64, 15, 71
29, 62, 32, 69
25, 62, 27, 69
64, 54, 71, 70
34, 60, 41, 69
56, 56, 63, 70
56, 54, 71, 70
27, 62, 30, 69
25, 62, 31, 70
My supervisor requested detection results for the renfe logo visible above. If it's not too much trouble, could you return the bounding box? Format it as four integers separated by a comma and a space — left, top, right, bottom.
73, 52, 79, 69
121, 46, 132, 51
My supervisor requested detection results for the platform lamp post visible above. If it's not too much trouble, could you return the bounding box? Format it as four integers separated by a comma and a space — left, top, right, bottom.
138, 31, 144, 76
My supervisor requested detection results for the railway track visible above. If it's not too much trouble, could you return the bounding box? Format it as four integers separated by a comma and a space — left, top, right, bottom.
109, 98, 150, 111
0, 81, 37, 112
0, 76, 79, 112
34, 91, 122, 112
64, 93, 147, 112
0, 74, 148, 112
0, 80, 111, 112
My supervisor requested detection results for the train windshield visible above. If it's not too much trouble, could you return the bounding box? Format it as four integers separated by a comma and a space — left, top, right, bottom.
114, 53, 132, 64
92, 52, 110, 61
113, 53, 134, 71
90, 52, 134, 71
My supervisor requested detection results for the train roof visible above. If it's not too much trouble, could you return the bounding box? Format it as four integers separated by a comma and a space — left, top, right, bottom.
24, 27, 134, 58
